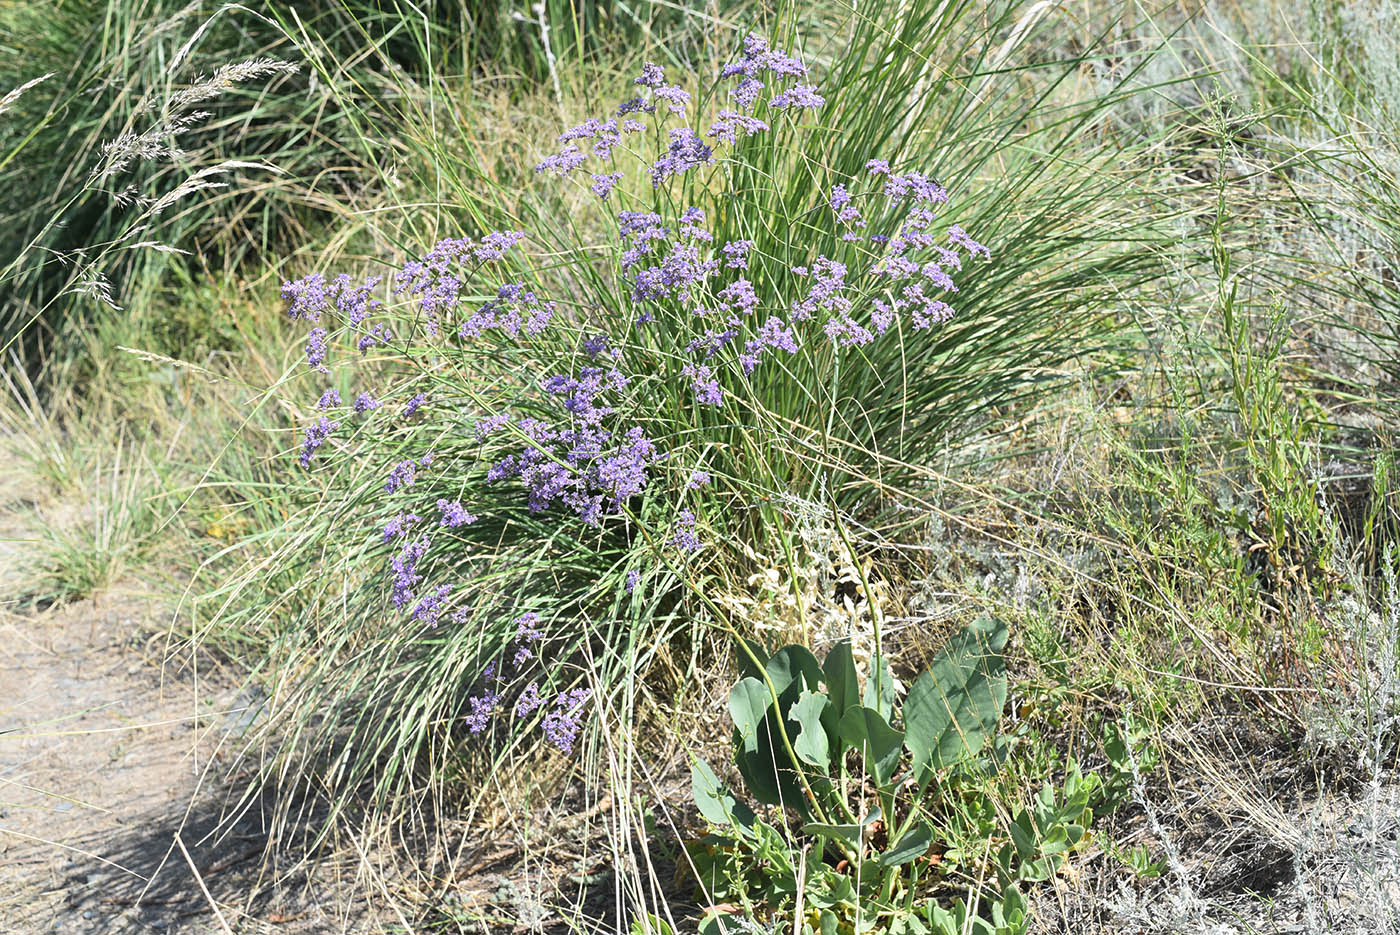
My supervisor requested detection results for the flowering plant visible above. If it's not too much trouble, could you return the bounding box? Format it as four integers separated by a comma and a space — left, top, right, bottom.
270, 33, 990, 764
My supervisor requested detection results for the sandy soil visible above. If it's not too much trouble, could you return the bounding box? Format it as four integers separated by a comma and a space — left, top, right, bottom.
0, 462, 375, 935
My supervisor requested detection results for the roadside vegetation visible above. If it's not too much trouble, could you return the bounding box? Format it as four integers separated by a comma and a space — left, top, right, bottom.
1, 0, 1396, 932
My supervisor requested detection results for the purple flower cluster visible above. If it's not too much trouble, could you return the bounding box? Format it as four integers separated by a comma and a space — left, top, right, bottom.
512, 612, 545, 666
391, 232, 527, 328
672, 509, 702, 552
282, 273, 383, 325
485, 366, 662, 525
532, 39, 819, 195
542, 688, 591, 754
305, 328, 329, 373
454, 613, 592, 755
410, 583, 454, 627
390, 535, 428, 609
437, 499, 477, 528
385, 456, 430, 494
457, 282, 556, 340
298, 416, 337, 468
382, 512, 421, 543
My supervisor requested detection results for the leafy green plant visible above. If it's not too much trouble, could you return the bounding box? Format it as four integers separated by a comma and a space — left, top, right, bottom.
690, 618, 1077, 933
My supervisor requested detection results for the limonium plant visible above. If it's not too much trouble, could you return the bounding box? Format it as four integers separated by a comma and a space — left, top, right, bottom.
267, 31, 988, 817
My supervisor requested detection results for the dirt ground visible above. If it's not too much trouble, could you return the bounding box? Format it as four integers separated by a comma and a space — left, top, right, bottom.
0, 461, 377, 935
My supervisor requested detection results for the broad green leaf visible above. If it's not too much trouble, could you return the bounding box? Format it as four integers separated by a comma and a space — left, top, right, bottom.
876, 821, 933, 869
823, 641, 860, 718
767, 644, 823, 697
791, 689, 831, 769
691, 758, 754, 833
902, 616, 1008, 771
728, 677, 771, 752
737, 711, 806, 810
838, 705, 905, 786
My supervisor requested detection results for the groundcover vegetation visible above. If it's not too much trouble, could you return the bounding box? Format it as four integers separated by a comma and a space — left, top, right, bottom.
2, 0, 1398, 933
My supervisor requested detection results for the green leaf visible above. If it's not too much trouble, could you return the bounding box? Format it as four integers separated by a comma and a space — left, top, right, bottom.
1008, 812, 1036, 860
876, 821, 933, 869
792, 689, 832, 769
902, 616, 1008, 771
862, 650, 896, 720
767, 644, 823, 697
691, 758, 754, 833
728, 677, 771, 752
736, 710, 806, 809
823, 641, 860, 718
803, 807, 880, 850
838, 705, 905, 786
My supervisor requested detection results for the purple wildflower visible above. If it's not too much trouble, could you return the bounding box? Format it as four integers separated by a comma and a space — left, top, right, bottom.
410, 583, 453, 627
721, 240, 754, 269
335, 274, 382, 327
512, 612, 545, 667
730, 77, 765, 113
682, 362, 723, 406
385, 458, 418, 494
653, 84, 690, 116
305, 327, 329, 373
390, 535, 429, 610
625, 569, 640, 594
758, 315, 799, 353
354, 391, 380, 413
824, 314, 875, 347
382, 512, 422, 543
687, 470, 710, 490
672, 509, 702, 552
536, 145, 587, 176
515, 681, 543, 717
582, 334, 610, 359
475, 412, 510, 439
948, 224, 991, 259
437, 499, 477, 528
708, 108, 769, 144
542, 688, 591, 754
791, 256, 851, 321
403, 393, 427, 417
317, 388, 341, 409
298, 416, 337, 468
635, 62, 665, 88
357, 323, 392, 354
769, 84, 825, 110
591, 172, 623, 199
282, 273, 334, 322
465, 690, 500, 735
650, 128, 713, 188
718, 277, 760, 315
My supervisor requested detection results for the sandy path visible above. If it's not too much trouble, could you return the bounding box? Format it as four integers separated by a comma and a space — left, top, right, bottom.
0, 458, 372, 935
